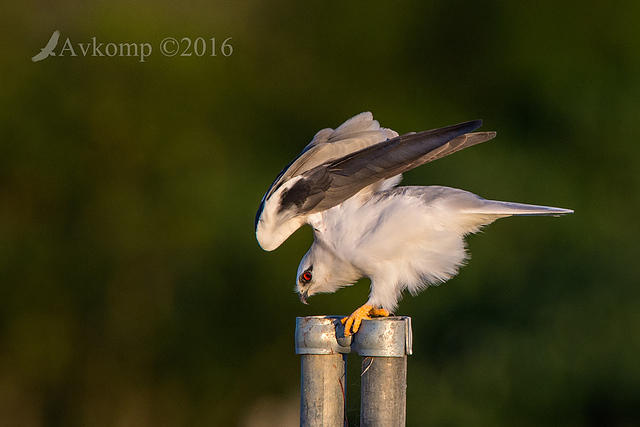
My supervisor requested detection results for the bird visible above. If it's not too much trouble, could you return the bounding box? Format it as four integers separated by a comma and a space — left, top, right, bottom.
32, 30, 60, 62
255, 112, 573, 336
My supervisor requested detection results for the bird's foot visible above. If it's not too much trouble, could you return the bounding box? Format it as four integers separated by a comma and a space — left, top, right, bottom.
369, 307, 390, 317
341, 304, 390, 336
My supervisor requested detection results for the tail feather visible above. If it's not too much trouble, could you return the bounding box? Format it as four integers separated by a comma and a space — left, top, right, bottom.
462, 200, 574, 216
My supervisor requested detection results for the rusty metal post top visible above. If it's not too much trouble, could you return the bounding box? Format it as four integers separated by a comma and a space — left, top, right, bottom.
353, 316, 413, 357
295, 316, 412, 357
295, 316, 352, 355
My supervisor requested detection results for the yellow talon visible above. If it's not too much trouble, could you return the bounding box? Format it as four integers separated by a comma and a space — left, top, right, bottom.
341, 304, 390, 336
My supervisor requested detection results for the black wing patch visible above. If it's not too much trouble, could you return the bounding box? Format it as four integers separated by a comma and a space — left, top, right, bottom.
279, 167, 331, 214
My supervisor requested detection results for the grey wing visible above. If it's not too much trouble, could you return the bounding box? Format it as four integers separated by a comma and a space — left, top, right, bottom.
278, 120, 486, 216
416, 131, 495, 165
261, 112, 397, 202
255, 112, 397, 228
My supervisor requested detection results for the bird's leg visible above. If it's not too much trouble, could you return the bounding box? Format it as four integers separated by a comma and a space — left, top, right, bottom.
341, 304, 390, 336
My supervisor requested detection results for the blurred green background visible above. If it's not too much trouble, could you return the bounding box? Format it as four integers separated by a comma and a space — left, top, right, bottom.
1, 1, 639, 426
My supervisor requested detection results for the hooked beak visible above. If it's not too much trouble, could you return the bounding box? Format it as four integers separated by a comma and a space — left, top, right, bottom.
299, 290, 309, 305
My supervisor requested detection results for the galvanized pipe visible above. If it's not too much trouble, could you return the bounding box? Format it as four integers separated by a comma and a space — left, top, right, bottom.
360, 356, 407, 426
295, 316, 412, 427
354, 317, 411, 427
300, 353, 347, 427
295, 316, 351, 427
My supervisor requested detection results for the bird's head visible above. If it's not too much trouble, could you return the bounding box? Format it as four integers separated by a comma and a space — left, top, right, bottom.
295, 244, 361, 304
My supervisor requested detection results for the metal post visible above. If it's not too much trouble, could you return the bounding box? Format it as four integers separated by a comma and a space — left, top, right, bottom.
295, 316, 351, 427
353, 317, 412, 427
300, 354, 346, 426
295, 316, 412, 427
360, 356, 407, 426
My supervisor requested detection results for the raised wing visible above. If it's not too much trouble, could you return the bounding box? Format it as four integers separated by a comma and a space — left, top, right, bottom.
45, 30, 60, 51
255, 116, 494, 251
277, 120, 485, 216
255, 113, 398, 234
258, 113, 397, 211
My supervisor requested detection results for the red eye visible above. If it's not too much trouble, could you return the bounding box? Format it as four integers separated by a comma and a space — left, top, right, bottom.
302, 271, 312, 283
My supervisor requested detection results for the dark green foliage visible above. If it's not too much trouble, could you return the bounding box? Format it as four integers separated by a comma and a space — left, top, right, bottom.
1, 1, 639, 425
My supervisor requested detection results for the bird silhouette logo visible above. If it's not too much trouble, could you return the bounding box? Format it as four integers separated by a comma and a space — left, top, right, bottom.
32, 30, 60, 62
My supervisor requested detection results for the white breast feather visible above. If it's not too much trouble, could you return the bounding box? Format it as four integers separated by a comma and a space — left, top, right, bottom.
317, 186, 502, 311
